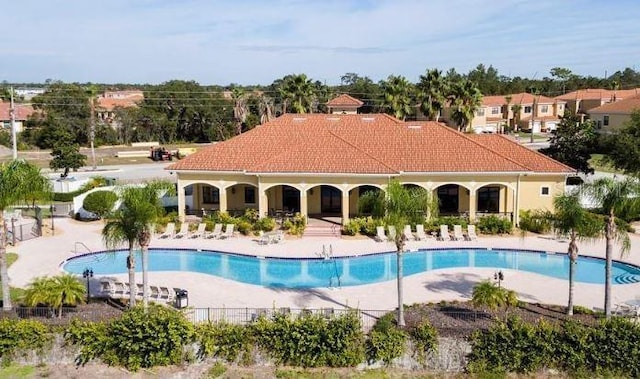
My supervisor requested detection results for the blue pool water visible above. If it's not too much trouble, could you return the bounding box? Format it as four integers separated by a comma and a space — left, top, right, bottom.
62, 248, 640, 288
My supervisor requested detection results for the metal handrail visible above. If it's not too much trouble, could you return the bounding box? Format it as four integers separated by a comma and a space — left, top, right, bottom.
73, 242, 93, 255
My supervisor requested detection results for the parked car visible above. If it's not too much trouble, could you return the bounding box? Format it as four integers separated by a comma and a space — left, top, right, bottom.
75, 207, 100, 221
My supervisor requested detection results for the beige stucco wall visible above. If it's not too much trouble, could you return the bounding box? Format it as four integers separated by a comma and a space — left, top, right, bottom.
590, 112, 630, 131
518, 175, 566, 212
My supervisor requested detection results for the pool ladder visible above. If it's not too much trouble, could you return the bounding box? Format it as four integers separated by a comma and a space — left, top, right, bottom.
322, 245, 341, 288
73, 242, 108, 262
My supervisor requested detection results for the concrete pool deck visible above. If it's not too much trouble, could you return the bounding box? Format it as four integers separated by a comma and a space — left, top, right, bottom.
8, 218, 640, 312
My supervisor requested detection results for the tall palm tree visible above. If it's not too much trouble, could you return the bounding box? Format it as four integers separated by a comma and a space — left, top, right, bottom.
0, 160, 51, 310
86, 85, 100, 170
231, 88, 248, 135
278, 74, 316, 114
258, 94, 274, 124
449, 79, 483, 132
381, 75, 414, 121
417, 69, 448, 121
383, 180, 433, 326
102, 182, 173, 307
582, 177, 640, 318
549, 194, 602, 315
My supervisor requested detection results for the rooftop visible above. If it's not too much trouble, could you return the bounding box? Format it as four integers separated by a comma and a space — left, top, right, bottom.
482, 92, 560, 107
556, 88, 640, 101
97, 90, 144, 111
0, 103, 35, 121
589, 94, 640, 114
326, 94, 364, 107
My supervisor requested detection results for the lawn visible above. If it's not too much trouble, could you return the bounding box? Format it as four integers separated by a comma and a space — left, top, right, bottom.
589, 153, 624, 174
0, 253, 26, 303
515, 131, 549, 142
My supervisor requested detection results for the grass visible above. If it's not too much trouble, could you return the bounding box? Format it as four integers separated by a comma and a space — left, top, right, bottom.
0, 253, 25, 303
0, 365, 35, 378
589, 153, 624, 174
515, 131, 549, 142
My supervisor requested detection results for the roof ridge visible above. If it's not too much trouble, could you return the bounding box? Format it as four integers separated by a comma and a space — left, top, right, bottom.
492, 134, 576, 172
435, 125, 531, 171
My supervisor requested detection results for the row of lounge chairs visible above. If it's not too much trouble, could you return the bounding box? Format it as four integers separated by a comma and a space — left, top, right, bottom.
99, 279, 180, 303
159, 222, 235, 240
375, 224, 478, 242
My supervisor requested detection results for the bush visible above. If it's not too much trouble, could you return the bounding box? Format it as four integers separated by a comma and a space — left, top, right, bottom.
477, 215, 512, 234
410, 320, 438, 362
425, 216, 468, 233
471, 281, 518, 311
518, 209, 552, 234
0, 319, 51, 360
65, 304, 195, 371
196, 322, 253, 364
254, 217, 276, 232
361, 217, 385, 236
82, 190, 118, 218
342, 219, 363, 236
365, 313, 407, 365
282, 214, 306, 236
236, 220, 253, 235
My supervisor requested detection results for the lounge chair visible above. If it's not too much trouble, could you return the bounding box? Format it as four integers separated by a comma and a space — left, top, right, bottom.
159, 223, 175, 239
466, 224, 478, 241
190, 223, 207, 239
159, 286, 172, 301
220, 224, 235, 239
415, 224, 428, 241
272, 230, 285, 244
174, 222, 189, 239
150, 285, 161, 300
374, 226, 387, 242
113, 281, 128, 298
452, 225, 465, 241
206, 223, 223, 239
402, 225, 414, 241
388, 225, 397, 241
439, 225, 450, 241
99, 279, 116, 296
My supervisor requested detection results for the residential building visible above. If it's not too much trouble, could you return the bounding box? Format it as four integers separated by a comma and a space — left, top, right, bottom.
588, 94, 640, 130
555, 88, 640, 115
96, 90, 144, 125
167, 98, 574, 227
445, 92, 566, 134
0, 101, 35, 133
326, 94, 363, 114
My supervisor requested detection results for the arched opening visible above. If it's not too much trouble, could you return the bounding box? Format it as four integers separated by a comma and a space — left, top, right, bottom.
351, 185, 383, 217
226, 183, 259, 217
475, 184, 513, 221
435, 184, 465, 216
184, 183, 221, 216
265, 185, 300, 216
308, 184, 343, 220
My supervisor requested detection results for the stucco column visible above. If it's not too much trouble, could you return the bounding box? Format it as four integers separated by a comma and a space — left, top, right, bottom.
341, 190, 350, 225
177, 183, 186, 222
468, 191, 477, 223
300, 191, 308, 218
514, 176, 521, 226
219, 188, 228, 213
258, 187, 269, 218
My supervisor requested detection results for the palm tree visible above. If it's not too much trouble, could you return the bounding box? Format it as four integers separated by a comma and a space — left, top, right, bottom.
471, 281, 518, 313
382, 180, 433, 326
23, 276, 55, 309
549, 194, 603, 315
417, 69, 448, 121
258, 94, 274, 124
582, 177, 640, 318
102, 182, 173, 307
0, 160, 51, 310
231, 88, 248, 135
49, 274, 86, 317
86, 84, 100, 170
449, 79, 483, 132
278, 74, 316, 114
381, 75, 414, 121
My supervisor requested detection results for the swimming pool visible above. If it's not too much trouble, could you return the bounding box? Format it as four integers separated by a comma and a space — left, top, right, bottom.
62, 248, 640, 288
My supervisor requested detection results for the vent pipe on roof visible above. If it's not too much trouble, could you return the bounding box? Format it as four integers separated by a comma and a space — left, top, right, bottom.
292, 117, 307, 122
361, 117, 375, 121
407, 125, 422, 129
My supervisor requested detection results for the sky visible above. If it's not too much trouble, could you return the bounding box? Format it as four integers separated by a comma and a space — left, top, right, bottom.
1, 0, 639, 86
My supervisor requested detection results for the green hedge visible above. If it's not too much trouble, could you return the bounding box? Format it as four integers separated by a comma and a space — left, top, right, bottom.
477, 215, 512, 234
0, 319, 52, 361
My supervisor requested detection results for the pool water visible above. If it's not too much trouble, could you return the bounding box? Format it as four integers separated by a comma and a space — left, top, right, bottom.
62, 248, 640, 288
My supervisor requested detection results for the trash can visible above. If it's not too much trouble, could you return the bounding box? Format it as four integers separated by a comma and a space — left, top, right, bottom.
175, 289, 188, 309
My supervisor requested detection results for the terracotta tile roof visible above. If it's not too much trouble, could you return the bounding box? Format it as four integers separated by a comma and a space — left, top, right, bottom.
556, 88, 640, 101
97, 90, 143, 111
519, 115, 560, 122
326, 94, 364, 107
0, 103, 35, 121
588, 95, 640, 114
468, 134, 575, 173
168, 114, 574, 174
482, 93, 560, 107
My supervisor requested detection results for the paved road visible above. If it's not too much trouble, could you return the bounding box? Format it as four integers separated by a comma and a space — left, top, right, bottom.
45, 162, 175, 183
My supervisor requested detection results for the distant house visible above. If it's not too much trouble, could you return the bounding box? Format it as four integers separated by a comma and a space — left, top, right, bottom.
588, 95, 640, 130
555, 88, 640, 115
96, 90, 144, 126
326, 94, 363, 114
0, 102, 35, 133
13, 88, 45, 100
444, 92, 565, 134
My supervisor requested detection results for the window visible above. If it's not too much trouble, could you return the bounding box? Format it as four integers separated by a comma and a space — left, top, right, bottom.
475, 108, 485, 116
202, 186, 219, 204
477, 187, 500, 213
540, 105, 549, 113
603, 115, 610, 126
437, 185, 459, 214
596, 120, 602, 129
524, 106, 532, 114
540, 186, 550, 196
491, 107, 500, 115
244, 187, 256, 204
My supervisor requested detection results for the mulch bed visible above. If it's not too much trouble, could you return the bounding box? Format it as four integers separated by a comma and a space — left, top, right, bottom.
404, 301, 600, 338
1, 300, 124, 326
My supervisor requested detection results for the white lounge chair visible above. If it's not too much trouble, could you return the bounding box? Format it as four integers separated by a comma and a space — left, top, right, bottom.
452, 225, 465, 241
99, 279, 116, 296
388, 225, 397, 241
374, 226, 387, 242
220, 224, 235, 239
206, 223, 223, 239
466, 224, 478, 241
439, 225, 450, 241
403, 225, 414, 241
415, 224, 428, 241
150, 285, 161, 300
174, 222, 189, 239
190, 223, 207, 239
159, 223, 175, 239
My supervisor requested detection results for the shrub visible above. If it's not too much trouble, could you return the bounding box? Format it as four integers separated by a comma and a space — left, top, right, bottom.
471, 281, 518, 311
342, 219, 362, 236
82, 190, 118, 218
477, 215, 512, 234
282, 214, 306, 236
518, 209, 552, 234
361, 217, 385, 236
425, 216, 468, 233
365, 313, 407, 365
410, 320, 438, 362
254, 217, 276, 232
236, 220, 253, 235
0, 319, 51, 360
196, 322, 253, 364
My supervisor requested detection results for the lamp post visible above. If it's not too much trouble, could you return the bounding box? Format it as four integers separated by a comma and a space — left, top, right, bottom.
82, 268, 93, 302
494, 270, 504, 288
50, 205, 56, 235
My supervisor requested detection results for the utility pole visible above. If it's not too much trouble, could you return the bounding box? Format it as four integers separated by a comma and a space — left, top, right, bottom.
89, 94, 97, 170
10, 87, 17, 159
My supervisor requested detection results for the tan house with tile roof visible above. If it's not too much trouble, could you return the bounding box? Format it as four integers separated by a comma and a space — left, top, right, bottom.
555, 88, 640, 115
167, 101, 575, 227
456, 93, 566, 134
588, 94, 640, 131
96, 90, 144, 125
0, 102, 35, 133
